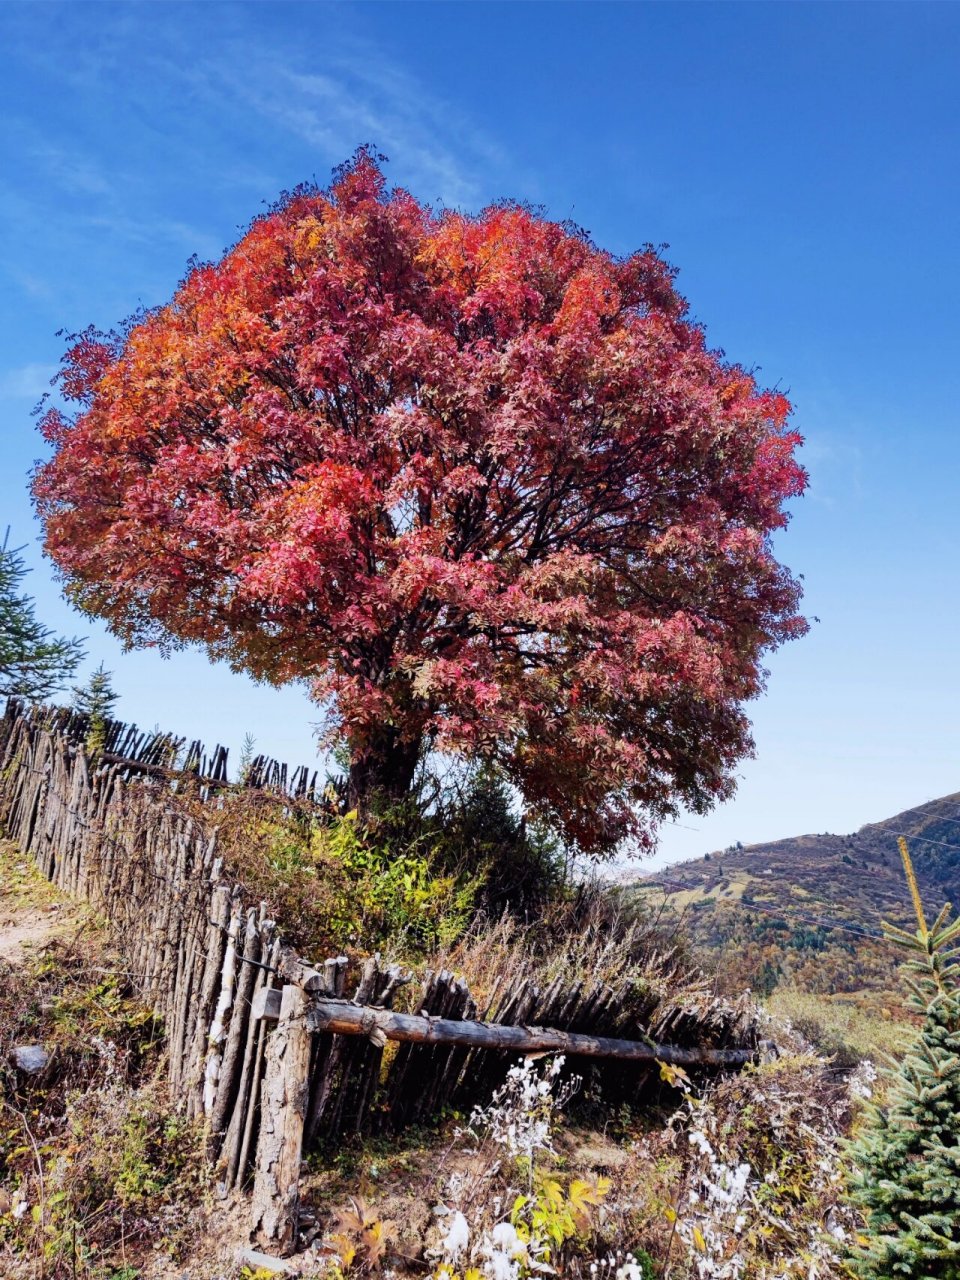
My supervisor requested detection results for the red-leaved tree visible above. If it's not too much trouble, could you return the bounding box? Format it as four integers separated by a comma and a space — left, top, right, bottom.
33, 151, 807, 855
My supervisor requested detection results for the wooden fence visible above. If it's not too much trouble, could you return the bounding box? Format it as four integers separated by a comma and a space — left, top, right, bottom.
0, 700, 758, 1254
0, 701, 285, 1192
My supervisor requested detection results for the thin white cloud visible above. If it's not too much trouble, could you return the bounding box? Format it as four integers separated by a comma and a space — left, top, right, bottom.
28, 144, 112, 197
799, 433, 865, 507
0, 9, 516, 322
181, 33, 512, 210
0, 363, 57, 400
276, 62, 502, 206
85, 213, 225, 262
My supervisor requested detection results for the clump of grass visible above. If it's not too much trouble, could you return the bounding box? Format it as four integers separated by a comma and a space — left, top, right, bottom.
428, 880, 714, 1043
441, 881, 682, 988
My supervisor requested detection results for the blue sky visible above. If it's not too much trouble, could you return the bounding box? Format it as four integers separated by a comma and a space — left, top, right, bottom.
1, 1, 958, 869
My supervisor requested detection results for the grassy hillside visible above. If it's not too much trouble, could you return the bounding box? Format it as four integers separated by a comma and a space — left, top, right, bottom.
631, 790, 960, 1007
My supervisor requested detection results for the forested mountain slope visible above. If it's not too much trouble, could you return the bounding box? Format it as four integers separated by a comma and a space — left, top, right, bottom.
631, 792, 960, 997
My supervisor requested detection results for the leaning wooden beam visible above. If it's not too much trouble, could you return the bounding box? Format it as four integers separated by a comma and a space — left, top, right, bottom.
291, 996, 752, 1067
98, 752, 230, 788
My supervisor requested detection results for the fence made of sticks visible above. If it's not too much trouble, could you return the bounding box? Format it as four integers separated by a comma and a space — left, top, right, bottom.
0, 700, 758, 1254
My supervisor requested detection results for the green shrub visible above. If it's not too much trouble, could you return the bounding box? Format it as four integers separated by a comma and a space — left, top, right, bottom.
428, 766, 567, 915
310, 811, 482, 952
767, 985, 910, 1069
213, 799, 483, 960
210, 762, 571, 961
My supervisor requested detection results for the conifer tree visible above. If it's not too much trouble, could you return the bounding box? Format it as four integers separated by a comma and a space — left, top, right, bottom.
0, 528, 84, 701
71, 661, 118, 722
847, 837, 960, 1277
71, 661, 118, 756
237, 732, 257, 784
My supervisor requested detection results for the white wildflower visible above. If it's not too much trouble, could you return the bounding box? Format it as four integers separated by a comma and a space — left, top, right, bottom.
468, 1055, 579, 1162
482, 1220, 526, 1280
441, 1210, 470, 1262
849, 1059, 877, 1101
490, 1221, 521, 1250
615, 1263, 646, 1280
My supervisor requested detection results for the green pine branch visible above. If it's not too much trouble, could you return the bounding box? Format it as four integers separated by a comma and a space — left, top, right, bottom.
0, 528, 84, 702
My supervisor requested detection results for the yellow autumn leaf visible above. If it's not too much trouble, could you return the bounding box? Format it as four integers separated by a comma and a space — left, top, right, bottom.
569, 1173, 612, 1231
332, 1237, 356, 1267
692, 1225, 707, 1252
658, 1059, 692, 1089
540, 1176, 565, 1210
569, 1175, 611, 1209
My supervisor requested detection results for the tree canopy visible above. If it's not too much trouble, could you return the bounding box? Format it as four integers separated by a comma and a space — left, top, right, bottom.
0, 529, 84, 702
33, 150, 806, 854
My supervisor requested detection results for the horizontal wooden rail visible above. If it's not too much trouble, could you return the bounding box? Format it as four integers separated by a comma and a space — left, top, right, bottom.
99, 751, 219, 779
256, 991, 753, 1067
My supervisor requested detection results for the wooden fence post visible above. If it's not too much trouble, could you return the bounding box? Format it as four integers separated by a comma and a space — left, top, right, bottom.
250, 984, 311, 1256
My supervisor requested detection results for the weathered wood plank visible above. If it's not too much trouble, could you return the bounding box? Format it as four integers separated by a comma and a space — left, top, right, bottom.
250, 984, 311, 1255
306, 998, 753, 1067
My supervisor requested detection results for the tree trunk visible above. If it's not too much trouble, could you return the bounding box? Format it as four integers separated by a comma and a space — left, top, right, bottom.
347, 725, 421, 815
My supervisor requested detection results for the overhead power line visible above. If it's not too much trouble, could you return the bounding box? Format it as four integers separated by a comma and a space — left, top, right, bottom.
902, 806, 960, 825
862, 826, 960, 854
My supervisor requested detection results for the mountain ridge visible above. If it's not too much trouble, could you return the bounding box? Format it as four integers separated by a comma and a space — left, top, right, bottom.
629, 789, 960, 996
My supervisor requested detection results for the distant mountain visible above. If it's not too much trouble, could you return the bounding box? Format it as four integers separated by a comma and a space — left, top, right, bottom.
630, 792, 960, 997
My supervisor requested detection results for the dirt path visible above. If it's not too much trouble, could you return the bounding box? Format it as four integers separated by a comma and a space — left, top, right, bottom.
0, 841, 83, 963
0, 906, 69, 963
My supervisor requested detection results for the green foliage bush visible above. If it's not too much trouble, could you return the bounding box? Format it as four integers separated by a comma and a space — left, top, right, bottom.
308, 811, 482, 952
767, 985, 911, 1069
212, 762, 569, 962
216, 801, 483, 960
428, 766, 567, 916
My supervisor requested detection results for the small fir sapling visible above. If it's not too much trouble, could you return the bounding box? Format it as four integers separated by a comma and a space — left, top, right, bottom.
846, 837, 960, 1278
71, 661, 118, 756
237, 732, 257, 784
